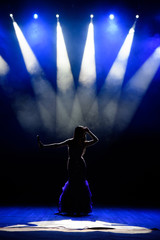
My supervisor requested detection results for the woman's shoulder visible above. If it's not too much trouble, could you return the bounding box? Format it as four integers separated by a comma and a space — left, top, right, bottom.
67, 138, 74, 144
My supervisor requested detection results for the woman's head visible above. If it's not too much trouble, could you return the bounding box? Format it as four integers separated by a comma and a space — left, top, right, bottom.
74, 126, 86, 142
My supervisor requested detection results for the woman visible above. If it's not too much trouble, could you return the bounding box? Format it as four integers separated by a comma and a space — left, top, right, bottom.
37, 126, 98, 215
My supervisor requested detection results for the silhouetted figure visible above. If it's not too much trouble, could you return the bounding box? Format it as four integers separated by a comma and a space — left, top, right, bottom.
37, 126, 98, 215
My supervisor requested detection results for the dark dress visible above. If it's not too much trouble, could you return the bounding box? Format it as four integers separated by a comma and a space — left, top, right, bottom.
58, 139, 92, 214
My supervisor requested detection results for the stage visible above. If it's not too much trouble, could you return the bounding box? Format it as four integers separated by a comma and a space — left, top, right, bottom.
0, 206, 160, 240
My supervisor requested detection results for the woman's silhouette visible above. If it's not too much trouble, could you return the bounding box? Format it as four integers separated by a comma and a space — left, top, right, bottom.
37, 126, 98, 215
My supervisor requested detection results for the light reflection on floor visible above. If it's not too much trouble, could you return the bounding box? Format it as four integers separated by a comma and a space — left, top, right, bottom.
0, 219, 151, 234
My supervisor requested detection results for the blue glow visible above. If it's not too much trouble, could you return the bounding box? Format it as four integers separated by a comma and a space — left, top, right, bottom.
33, 14, 38, 19
109, 14, 115, 20
107, 20, 118, 33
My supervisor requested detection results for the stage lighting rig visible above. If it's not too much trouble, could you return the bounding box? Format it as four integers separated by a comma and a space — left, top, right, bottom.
90, 14, 94, 23
33, 13, 38, 19
56, 14, 59, 22
10, 14, 15, 22
109, 14, 114, 20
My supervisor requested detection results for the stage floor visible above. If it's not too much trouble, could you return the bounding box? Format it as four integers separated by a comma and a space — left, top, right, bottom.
0, 205, 160, 240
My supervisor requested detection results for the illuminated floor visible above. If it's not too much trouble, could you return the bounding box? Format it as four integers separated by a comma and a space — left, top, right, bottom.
0, 206, 160, 239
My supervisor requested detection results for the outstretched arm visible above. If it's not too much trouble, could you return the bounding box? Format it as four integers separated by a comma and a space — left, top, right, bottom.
37, 135, 70, 149
84, 128, 99, 147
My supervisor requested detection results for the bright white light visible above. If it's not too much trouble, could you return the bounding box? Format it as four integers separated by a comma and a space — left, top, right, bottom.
75, 21, 98, 130
129, 27, 135, 34
56, 14, 59, 18
13, 22, 41, 75
1, 219, 151, 234
102, 24, 135, 130
33, 13, 38, 19
56, 20, 75, 135
90, 14, 94, 19
109, 14, 115, 20
12, 21, 56, 132
79, 22, 96, 87
115, 46, 160, 132
105, 25, 135, 88
56, 21, 74, 92
10, 13, 14, 22
0, 56, 9, 77
136, 15, 139, 19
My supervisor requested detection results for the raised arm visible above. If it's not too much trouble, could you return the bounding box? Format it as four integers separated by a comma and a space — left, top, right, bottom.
84, 128, 99, 147
37, 135, 71, 149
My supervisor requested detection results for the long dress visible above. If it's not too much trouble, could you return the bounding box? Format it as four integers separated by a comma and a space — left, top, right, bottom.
58, 139, 92, 214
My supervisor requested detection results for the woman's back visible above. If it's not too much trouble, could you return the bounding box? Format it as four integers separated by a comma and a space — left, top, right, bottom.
67, 139, 86, 183
68, 139, 85, 159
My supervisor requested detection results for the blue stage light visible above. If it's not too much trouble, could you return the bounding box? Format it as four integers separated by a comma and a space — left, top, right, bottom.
109, 14, 115, 20
33, 13, 38, 19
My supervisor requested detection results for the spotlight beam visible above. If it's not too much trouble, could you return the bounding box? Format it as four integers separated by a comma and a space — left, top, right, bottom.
101, 23, 136, 131
10, 14, 15, 22
56, 21, 74, 92
56, 19, 75, 135
114, 47, 160, 132
72, 21, 99, 129
79, 22, 96, 87
12, 20, 56, 132
0, 56, 9, 77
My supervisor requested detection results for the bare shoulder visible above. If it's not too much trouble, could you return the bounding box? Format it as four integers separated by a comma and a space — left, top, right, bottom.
66, 138, 73, 145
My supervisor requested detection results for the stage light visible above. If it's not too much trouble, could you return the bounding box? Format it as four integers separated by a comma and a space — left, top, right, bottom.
90, 14, 94, 19
115, 46, 160, 133
10, 13, 15, 22
13, 21, 41, 75
105, 24, 135, 88
0, 56, 9, 77
136, 15, 139, 19
102, 23, 136, 130
129, 27, 135, 34
76, 21, 98, 128
56, 21, 74, 92
33, 13, 38, 19
109, 14, 114, 20
56, 14, 59, 18
12, 20, 56, 132
79, 22, 96, 87
56, 20, 75, 135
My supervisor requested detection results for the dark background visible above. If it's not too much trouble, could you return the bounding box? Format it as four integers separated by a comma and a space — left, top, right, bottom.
0, 0, 160, 207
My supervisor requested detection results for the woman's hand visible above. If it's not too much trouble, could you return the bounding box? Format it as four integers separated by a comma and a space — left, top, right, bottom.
37, 135, 44, 149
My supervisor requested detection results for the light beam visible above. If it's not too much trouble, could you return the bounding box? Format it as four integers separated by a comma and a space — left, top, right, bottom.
114, 46, 160, 132
79, 22, 96, 87
72, 21, 99, 130
56, 21, 74, 92
12, 20, 56, 133
101, 22, 136, 131
0, 56, 9, 77
56, 20, 75, 136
